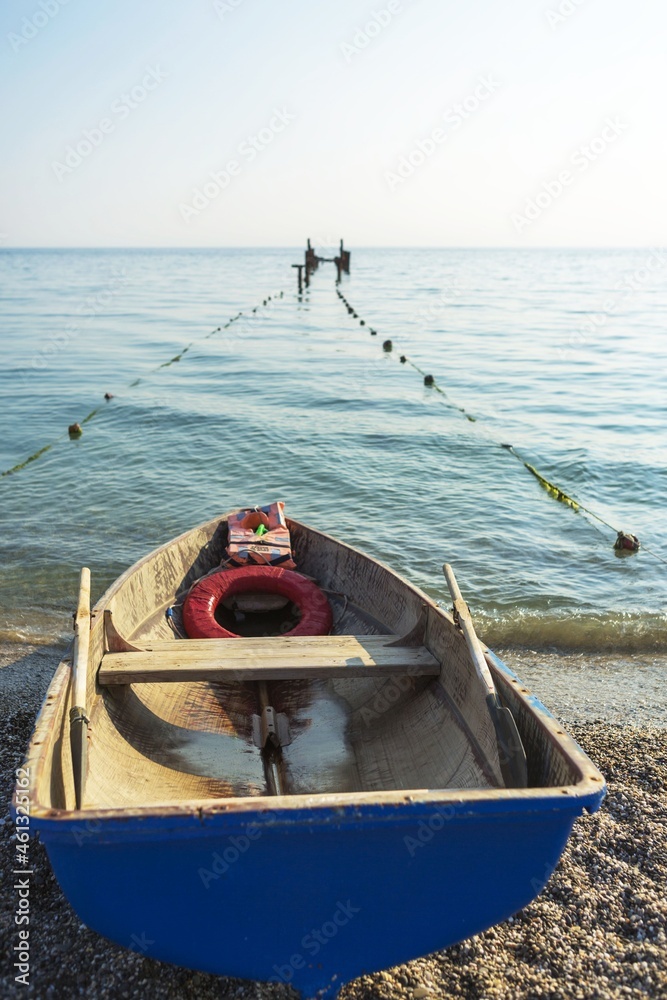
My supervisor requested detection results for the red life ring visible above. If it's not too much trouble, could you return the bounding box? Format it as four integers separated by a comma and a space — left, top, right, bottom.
182, 565, 332, 639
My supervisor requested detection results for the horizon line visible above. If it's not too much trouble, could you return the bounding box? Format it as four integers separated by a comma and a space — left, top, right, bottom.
0, 244, 660, 251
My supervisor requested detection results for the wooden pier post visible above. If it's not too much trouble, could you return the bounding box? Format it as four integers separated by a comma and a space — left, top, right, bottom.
305, 238, 318, 284
294, 240, 349, 286
340, 239, 350, 274
292, 263, 305, 293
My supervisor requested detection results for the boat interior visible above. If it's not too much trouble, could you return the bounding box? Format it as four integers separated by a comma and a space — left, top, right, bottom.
33, 516, 591, 813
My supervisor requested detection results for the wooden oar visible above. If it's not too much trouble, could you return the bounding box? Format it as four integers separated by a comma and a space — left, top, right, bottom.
70, 567, 91, 809
443, 564, 527, 789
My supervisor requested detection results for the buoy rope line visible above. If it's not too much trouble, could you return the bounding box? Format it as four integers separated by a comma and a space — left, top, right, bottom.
1, 290, 286, 479
334, 286, 667, 565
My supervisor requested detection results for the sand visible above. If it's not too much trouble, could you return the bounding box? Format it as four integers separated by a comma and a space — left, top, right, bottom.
1, 644, 666, 999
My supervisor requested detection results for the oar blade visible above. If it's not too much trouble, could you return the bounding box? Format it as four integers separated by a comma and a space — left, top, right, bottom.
443, 563, 528, 788
489, 698, 528, 789
69, 706, 88, 810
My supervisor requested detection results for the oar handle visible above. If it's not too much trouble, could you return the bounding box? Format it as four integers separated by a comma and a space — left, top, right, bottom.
442, 563, 496, 700
72, 567, 91, 710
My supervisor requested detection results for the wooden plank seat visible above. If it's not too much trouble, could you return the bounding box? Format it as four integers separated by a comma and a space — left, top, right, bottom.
97, 634, 441, 685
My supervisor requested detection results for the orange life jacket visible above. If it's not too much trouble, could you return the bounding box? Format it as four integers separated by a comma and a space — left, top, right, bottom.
226, 501, 296, 569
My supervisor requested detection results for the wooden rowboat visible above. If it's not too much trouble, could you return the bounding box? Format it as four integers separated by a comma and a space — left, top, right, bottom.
23, 512, 606, 998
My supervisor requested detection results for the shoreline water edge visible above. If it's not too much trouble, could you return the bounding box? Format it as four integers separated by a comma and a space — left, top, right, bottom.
2, 643, 665, 999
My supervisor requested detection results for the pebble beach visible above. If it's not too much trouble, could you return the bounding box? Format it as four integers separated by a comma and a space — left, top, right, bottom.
2, 644, 666, 1000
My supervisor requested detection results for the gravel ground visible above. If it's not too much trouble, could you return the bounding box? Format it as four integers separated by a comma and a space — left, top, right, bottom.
2, 651, 666, 999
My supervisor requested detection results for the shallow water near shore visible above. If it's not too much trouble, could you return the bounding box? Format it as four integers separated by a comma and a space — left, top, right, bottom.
0, 247, 666, 671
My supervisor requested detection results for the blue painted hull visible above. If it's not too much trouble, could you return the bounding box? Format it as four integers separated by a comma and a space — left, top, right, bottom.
38, 782, 599, 997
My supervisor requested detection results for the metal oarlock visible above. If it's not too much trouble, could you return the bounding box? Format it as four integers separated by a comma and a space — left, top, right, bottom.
252, 705, 291, 750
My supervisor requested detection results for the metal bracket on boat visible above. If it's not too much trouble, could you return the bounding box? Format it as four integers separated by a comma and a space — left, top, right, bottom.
252, 679, 292, 750
104, 610, 143, 654
252, 706, 292, 750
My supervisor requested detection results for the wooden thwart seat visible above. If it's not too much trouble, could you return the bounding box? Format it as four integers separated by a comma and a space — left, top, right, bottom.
97, 634, 441, 686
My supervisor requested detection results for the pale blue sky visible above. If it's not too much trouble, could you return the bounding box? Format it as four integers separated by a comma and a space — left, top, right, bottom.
1, 0, 664, 246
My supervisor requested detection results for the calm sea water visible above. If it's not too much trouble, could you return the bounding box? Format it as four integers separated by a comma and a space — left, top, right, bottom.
0, 247, 665, 655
